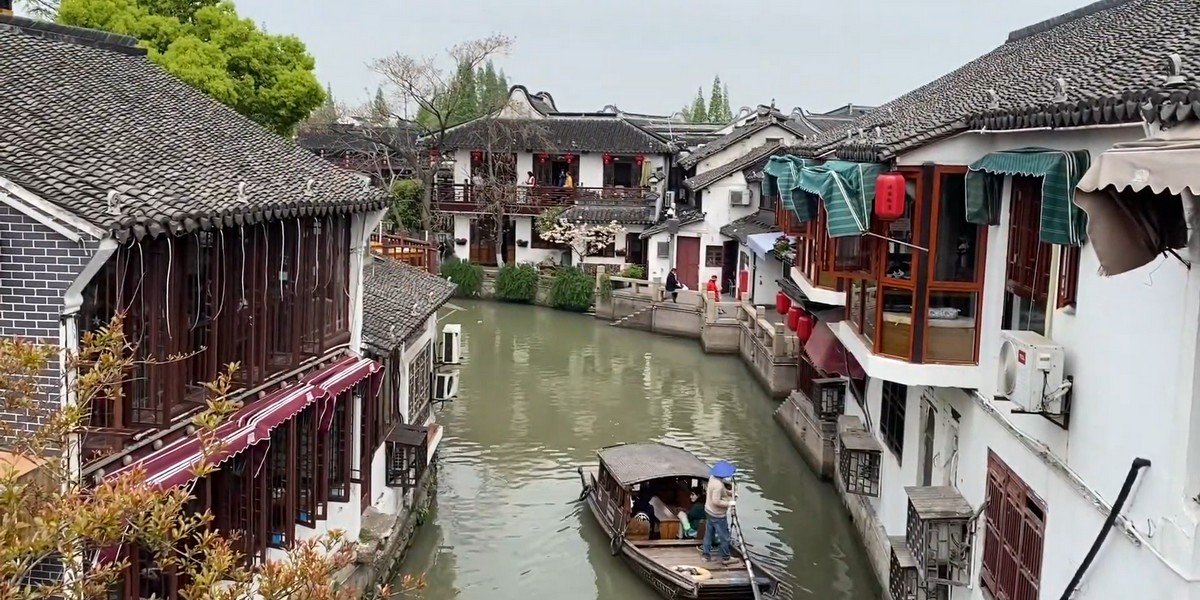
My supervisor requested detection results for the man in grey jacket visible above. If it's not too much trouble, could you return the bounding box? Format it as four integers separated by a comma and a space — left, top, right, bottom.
701, 461, 737, 564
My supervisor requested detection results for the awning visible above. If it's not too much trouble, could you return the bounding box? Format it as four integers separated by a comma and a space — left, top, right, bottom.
386, 423, 429, 447
746, 232, 790, 259
1074, 122, 1198, 275
802, 161, 883, 238
804, 322, 865, 379
107, 355, 381, 490
305, 355, 384, 430
763, 155, 819, 220
965, 147, 1091, 246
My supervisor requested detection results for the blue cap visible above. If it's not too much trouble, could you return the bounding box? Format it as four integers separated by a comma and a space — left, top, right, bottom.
711, 460, 736, 479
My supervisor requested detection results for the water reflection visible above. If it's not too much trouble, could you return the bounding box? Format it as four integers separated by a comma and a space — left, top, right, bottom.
397, 301, 878, 599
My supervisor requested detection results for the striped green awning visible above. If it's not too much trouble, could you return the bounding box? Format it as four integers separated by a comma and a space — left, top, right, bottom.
965, 147, 1091, 246
802, 160, 884, 237
764, 156, 819, 221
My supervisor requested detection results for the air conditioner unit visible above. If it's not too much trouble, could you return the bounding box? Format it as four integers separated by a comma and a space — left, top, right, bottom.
439, 324, 461, 365
434, 370, 459, 402
729, 189, 750, 206
998, 330, 1066, 414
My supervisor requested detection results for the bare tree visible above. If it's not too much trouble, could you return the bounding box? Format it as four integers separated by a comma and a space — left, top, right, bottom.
471, 118, 557, 266
369, 36, 514, 227
18, 0, 59, 19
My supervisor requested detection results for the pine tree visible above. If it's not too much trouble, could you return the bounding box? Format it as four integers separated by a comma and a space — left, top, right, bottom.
721, 83, 733, 121
369, 86, 390, 125
448, 62, 479, 125
688, 88, 708, 123
480, 61, 505, 112
708, 76, 725, 124
298, 82, 338, 131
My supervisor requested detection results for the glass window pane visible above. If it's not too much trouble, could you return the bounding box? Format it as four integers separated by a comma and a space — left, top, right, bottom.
862, 282, 878, 343
847, 279, 863, 331
879, 287, 914, 359
881, 179, 917, 281
926, 291, 979, 362
934, 174, 981, 282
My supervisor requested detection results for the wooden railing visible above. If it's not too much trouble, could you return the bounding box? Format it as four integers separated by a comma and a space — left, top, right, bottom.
432, 183, 653, 214
371, 232, 439, 274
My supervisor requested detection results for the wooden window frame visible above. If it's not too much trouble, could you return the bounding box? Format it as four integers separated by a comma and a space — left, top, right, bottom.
879, 381, 907, 460
295, 407, 317, 528
328, 398, 352, 503
408, 343, 433, 426
704, 245, 724, 268
870, 169, 924, 361
267, 420, 296, 549
982, 450, 1046, 600
923, 167, 987, 364
1007, 177, 1081, 313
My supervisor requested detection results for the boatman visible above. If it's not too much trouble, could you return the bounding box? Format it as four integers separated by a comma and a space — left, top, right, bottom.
702, 460, 736, 565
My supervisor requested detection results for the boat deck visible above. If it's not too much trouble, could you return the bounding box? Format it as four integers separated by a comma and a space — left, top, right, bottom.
633, 541, 755, 585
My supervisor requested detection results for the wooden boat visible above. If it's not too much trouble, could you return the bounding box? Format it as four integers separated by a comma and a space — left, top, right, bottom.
578, 442, 781, 599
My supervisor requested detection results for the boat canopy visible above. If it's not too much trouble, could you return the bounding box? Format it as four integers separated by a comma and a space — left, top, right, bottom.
597, 443, 712, 487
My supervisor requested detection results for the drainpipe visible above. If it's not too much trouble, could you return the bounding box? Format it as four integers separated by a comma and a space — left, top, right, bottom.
1045, 244, 1062, 337
1059, 458, 1152, 599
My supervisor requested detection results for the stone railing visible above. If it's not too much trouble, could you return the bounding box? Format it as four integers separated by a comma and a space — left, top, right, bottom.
736, 302, 801, 359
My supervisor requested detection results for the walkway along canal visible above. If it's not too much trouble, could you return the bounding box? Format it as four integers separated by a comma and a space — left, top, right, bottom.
395, 300, 878, 599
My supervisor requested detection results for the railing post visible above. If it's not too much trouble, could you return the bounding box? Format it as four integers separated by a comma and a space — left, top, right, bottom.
651, 277, 663, 302
595, 265, 606, 295
773, 323, 786, 355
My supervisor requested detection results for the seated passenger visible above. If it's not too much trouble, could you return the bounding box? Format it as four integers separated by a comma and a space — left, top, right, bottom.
682, 487, 706, 538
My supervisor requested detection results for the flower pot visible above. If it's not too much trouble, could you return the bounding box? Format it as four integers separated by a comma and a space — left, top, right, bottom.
517, 240, 529, 247
455, 238, 468, 246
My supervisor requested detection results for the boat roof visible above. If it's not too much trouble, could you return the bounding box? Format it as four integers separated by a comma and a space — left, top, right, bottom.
597, 443, 711, 486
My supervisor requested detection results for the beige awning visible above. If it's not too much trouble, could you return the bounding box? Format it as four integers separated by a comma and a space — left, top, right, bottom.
1074, 122, 1199, 276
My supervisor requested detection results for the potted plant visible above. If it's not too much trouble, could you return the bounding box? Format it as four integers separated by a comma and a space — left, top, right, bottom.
455, 238, 468, 246
517, 239, 529, 247
773, 235, 792, 255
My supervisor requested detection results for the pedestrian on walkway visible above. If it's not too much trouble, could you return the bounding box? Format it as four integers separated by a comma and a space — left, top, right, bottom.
706, 275, 720, 302
666, 268, 680, 303
702, 460, 736, 565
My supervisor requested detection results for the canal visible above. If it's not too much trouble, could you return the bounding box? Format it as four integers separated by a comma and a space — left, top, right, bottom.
398, 300, 879, 599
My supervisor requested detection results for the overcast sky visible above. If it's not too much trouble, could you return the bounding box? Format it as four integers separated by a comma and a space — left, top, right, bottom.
233, 0, 1093, 115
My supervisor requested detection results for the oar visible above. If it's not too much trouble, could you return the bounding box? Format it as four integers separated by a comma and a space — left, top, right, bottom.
730, 481, 763, 600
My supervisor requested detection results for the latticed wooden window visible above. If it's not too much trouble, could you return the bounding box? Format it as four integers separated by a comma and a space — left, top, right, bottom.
981, 451, 1045, 600
880, 382, 907, 459
408, 343, 433, 424
1008, 177, 1079, 309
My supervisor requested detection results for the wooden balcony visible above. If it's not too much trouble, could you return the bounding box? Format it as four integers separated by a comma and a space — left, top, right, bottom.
432, 183, 653, 215
371, 232, 439, 274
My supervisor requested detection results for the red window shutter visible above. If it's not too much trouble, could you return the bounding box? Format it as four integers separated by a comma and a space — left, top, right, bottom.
982, 451, 1046, 600
1057, 245, 1080, 308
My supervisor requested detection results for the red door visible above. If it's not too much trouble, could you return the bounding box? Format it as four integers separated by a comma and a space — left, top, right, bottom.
676, 236, 700, 290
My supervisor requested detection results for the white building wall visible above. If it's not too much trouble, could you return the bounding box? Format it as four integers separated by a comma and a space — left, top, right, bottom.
835, 124, 1200, 599
751, 253, 783, 305
452, 215, 471, 261
694, 125, 801, 174
512, 215, 564, 265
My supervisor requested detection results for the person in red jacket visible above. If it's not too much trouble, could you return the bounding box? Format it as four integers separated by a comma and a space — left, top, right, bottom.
706, 275, 720, 302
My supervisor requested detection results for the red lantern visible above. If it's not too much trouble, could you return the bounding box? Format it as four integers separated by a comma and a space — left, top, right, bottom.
875, 172, 906, 221
786, 306, 802, 331
538, 152, 549, 163
565, 153, 575, 164
602, 152, 613, 165
635, 154, 645, 166
470, 150, 484, 165
796, 312, 815, 343
776, 291, 791, 315
428, 147, 440, 166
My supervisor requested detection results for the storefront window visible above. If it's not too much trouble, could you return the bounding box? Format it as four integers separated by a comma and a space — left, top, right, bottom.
879, 287, 914, 359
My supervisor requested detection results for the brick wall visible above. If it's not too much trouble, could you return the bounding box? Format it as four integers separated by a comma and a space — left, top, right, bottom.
0, 204, 97, 444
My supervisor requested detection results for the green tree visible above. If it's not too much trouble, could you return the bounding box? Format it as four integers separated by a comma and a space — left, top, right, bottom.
708, 76, 725, 123
58, 0, 325, 136
722, 83, 733, 120
688, 87, 708, 123
447, 62, 479, 125
369, 86, 390, 124
298, 82, 339, 131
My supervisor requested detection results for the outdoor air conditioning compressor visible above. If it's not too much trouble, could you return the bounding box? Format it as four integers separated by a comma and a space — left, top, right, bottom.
998, 330, 1068, 415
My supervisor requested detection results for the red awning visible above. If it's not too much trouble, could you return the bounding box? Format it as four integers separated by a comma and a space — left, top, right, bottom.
306, 354, 383, 430
804, 322, 865, 379
107, 382, 323, 490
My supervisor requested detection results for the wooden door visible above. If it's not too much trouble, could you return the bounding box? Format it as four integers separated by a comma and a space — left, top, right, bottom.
469, 219, 498, 266
676, 236, 700, 290
626, 233, 646, 269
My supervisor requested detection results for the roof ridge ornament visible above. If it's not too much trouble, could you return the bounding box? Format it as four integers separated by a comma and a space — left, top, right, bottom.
986, 89, 1000, 110
105, 190, 123, 216
1164, 53, 1186, 86
305, 178, 315, 196
237, 182, 247, 203
1053, 78, 1069, 103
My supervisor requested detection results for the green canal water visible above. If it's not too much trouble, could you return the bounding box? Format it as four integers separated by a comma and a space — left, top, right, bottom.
397, 300, 878, 599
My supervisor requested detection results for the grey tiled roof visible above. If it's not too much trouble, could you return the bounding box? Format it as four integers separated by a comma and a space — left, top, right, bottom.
677, 108, 818, 168
437, 116, 671, 154
362, 257, 456, 353
682, 143, 800, 191
719, 210, 779, 243
0, 16, 386, 241
560, 203, 657, 225
806, 0, 1200, 158
296, 124, 417, 156
639, 210, 706, 238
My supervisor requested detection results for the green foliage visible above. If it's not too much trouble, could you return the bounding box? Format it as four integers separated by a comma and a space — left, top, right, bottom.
58, 0, 325, 136
369, 86, 390, 125
440, 259, 484, 298
494, 263, 539, 303
620, 264, 647, 280
550, 266, 594, 312
597, 273, 612, 301
387, 179, 424, 231
476, 61, 510, 113
447, 62, 479, 126
535, 206, 564, 236
688, 87, 708, 124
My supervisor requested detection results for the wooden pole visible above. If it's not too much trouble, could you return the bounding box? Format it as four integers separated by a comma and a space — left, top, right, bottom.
730, 482, 762, 600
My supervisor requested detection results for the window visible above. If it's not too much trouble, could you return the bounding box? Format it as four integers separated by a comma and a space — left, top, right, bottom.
925, 170, 985, 363
603, 157, 638, 187
657, 242, 670, 259
267, 422, 294, 548
759, 185, 775, 211
295, 408, 316, 527
880, 381, 907, 459
704, 245, 723, 268
1005, 177, 1080, 333
328, 400, 351, 502
982, 451, 1046, 600
765, 137, 783, 144
531, 222, 560, 250
408, 343, 433, 425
